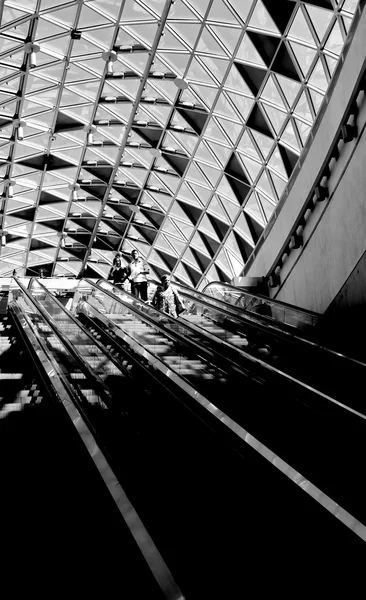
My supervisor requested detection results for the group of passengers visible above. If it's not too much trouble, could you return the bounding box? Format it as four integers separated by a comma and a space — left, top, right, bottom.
108, 249, 185, 319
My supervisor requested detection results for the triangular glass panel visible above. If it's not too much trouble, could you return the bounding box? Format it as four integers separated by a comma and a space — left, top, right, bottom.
288, 6, 316, 45
237, 130, 261, 159
305, 5, 334, 43
268, 147, 287, 178
158, 29, 189, 51
324, 55, 338, 76
208, 0, 238, 24
177, 182, 203, 207
204, 119, 229, 144
186, 58, 217, 85
206, 141, 232, 166
276, 74, 301, 108
194, 141, 221, 167
256, 171, 275, 200
225, 231, 243, 260
149, 249, 170, 270
170, 218, 194, 240
262, 103, 287, 135
261, 0, 297, 34
293, 90, 313, 123
121, 0, 156, 21
173, 263, 191, 285
79, 4, 115, 26
236, 34, 266, 67
294, 118, 311, 147
189, 84, 217, 110
214, 93, 240, 121
225, 0, 253, 23
309, 89, 325, 113
247, 103, 274, 138
247, 31, 281, 67
188, 183, 212, 207
226, 249, 244, 276
215, 249, 233, 277
199, 55, 230, 85
324, 20, 344, 56
237, 153, 262, 182
195, 161, 221, 187
235, 213, 254, 244
224, 63, 253, 97
169, 201, 193, 223
270, 170, 287, 200
290, 41, 317, 78
257, 192, 276, 222
182, 247, 201, 270
196, 27, 228, 56
207, 195, 229, 223
226, 92, 254, 120
210, 26, 242, 54
169, 23, 202, 50
164, 234, 186, 256
217, 177, 239, 202
261, 74, 285, 108
198, 214, 220, 241
249, 0, 280, 34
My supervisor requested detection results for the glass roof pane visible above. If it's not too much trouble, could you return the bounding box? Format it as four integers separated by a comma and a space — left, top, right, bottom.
324, 20, 344, 56
0, 0, 357, 281
305, 6, 334, 43
288, 6, 316, 46
236, 33, 266, 67
249, 0, 280, 34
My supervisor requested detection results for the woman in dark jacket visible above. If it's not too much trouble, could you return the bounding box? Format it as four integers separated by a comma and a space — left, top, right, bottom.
109, 255, 127, 289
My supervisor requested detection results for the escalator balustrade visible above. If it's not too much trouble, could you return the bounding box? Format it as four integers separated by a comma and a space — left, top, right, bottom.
77, 279, 366, 530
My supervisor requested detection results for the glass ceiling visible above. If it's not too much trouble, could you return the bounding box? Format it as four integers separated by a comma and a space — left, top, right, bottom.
0, 0, 360, 286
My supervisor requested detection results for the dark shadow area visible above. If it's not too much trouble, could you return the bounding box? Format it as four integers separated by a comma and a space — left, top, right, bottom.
0, 316, 164, 599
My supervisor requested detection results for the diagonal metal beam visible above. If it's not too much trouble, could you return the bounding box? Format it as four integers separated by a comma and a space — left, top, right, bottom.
79, 0, 175, 275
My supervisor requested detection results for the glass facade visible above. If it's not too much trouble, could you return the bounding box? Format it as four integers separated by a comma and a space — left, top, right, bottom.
0, 0, 360, 285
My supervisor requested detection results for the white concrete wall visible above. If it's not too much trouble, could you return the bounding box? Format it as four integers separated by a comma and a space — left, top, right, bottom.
245, 6, 366, 314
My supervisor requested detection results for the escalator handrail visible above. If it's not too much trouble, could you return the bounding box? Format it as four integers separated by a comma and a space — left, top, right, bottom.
9, 287, 184, 600
28, 276, 142, 385
169, 282, 366, 371
84, 278, 245, 375
37, 277, 219, 412
92, 279, 366, 420
201, 280, 319, 319
9, 302, 83, 411
14, 277, 115, 408
105, 278, 366, 372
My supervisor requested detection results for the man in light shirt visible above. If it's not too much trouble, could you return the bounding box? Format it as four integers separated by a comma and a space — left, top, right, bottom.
126, 249, 150, 301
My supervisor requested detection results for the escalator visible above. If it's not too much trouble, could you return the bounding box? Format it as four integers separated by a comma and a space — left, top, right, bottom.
201, 280, 320, 332
24, 277, 365, 594
59, 278, 366, 537
167, 280, 366, 414
1, 288, 165, 599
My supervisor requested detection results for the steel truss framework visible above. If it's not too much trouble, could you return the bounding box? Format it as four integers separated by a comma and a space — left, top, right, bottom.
0, 0, 359, 286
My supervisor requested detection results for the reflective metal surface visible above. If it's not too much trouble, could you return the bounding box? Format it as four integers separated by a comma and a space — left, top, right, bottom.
9, 276, 185, 600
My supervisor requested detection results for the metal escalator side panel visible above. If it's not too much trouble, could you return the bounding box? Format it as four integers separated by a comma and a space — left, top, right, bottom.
76, 298, 217, 410
9, 289, 366, 546
11, 278, 113, 410
28, 278, 131, 388
84, 278, 249, 377
8, 298, 184, 600
201, 281, 319, 330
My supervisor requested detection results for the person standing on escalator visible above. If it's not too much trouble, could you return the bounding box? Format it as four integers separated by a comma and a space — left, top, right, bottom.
152, 274, 185, 318
126, 249, 150, 301
109, 255, 127, 289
